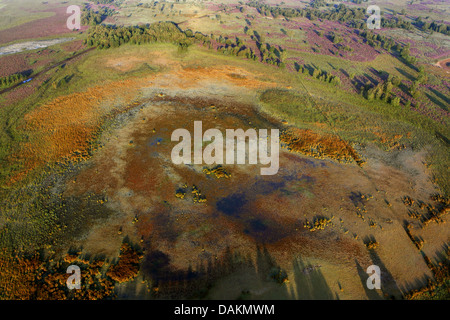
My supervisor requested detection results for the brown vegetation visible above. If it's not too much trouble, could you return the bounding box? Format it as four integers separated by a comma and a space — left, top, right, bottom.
364, 241, 379, 250
405, 246, 449, 300
303, 216, 334, 232
106, 243, 142, 283
401, 194, 449, 227
203, 165, 231, 179
280, 128, 364, 165
8, 79, 140, 184
0, 250, 115, 300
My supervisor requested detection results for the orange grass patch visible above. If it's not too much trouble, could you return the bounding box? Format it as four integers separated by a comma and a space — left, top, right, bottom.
179, 65, 277, 89
106, 243, 143, 283
280, 128, 364, 165
0, 250, 44, 299
0, 249, 117, 300
8, 79, 141, 184
373, 130, 405, 150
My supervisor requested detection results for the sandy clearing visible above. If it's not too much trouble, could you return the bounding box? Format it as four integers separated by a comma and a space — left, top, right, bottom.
0, 37, 75, 56
434, 57, 450, 73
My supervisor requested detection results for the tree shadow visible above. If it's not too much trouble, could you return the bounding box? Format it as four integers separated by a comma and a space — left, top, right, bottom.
362, 73, 378, 86
363, 235, 404, 299
435, 131, 450, 146
349, 191, 366, 207
303, 63, 315, 76
434, 243, 449, 262
290, 256, 334, 300
398, 81, 411, 96
355, 259, 383, 300
395, 67, 415, 81
400, 273, 430, 295
352, 76, 367, 92
327, 63, 336, 70
139, 243, 334, 300
429, 88, 450, 106
425, 92, 448, 112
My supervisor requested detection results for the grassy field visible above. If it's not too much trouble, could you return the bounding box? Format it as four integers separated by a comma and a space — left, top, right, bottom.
0, 0, 56, 31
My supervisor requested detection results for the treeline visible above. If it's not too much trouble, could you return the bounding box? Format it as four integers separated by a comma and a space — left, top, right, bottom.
0, 72, 29, 88
84, 22, 286, 67
351, 14, 447, 35
358, 31, 417, 65
258, 42, 285, 67
297, 64, 341, 86
83, 22, 189, 48
93, 0, 122, 5
359, 30, 397, 51
248, 0, 446, 36
199, 31, 285, 66
361, 79, 399, 105
381, 17, 413, 30
195, 30, 285, 67
415, 17, 450, 36
360, 67, 427, 106
246, 1, 366, 22
215, 35, 258, 61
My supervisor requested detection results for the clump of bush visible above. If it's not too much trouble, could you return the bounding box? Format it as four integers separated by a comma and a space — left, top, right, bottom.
365, 241, 379, 250
269, 267, 288, 284
106, 242, 142, 283
303, 216, 333, 232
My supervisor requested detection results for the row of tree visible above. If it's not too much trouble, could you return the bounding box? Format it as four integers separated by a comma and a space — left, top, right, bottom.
84, 22, 189, 48
246, 1, 366, 22
93, 0, 122, 5
360, 78, 401, 107
409, 66, 427, 99
399, 43, 417, 65
84, 21, 287, 67
360, 68, 427, 106
359, 30, 397, 52
415, 17, 450, 36
0, 72, 28, 88
248, 0, 446, 36
297, 64, 341, 86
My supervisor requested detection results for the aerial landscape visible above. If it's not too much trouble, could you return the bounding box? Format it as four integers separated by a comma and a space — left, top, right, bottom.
0, 0, 448, 301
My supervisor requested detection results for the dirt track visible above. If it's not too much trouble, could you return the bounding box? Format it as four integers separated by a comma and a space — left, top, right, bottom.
435, 58, 450, 71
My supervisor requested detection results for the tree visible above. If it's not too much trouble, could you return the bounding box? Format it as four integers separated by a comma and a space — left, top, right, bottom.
391, 76, 401, 86
391, 96, 400, 106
